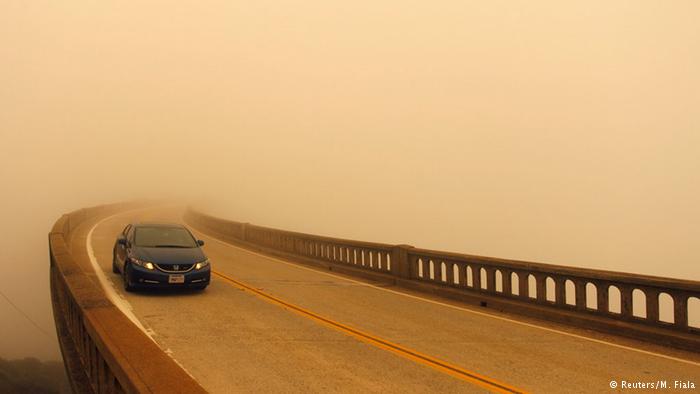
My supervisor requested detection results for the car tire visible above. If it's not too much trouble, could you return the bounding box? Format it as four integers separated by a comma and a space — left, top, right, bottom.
193, 285, 207, 291
123, 264, 136, 292
112, 255, 119, 274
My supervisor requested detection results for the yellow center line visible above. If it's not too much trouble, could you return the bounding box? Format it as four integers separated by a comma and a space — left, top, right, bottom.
213, 270, 528, 394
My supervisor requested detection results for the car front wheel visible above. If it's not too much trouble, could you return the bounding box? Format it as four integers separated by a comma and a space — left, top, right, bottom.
123, 264, 136, 292
112, 254, 119, 274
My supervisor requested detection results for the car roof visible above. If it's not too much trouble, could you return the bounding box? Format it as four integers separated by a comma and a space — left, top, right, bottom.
132, 222, 187, 229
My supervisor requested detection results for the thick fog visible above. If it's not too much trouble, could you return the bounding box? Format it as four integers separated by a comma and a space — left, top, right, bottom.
1, 1, 699, 361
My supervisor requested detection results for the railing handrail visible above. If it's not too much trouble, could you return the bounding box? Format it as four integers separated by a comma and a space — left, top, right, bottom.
190, 209, 699, 290
407, 246, 700, 291
192, 211, 395, 250
186, 207, 700, 352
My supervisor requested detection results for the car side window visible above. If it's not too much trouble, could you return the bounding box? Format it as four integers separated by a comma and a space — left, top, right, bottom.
126, 226, 135, 242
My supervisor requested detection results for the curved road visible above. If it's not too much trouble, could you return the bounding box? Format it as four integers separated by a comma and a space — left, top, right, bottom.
72, 207, 699, 393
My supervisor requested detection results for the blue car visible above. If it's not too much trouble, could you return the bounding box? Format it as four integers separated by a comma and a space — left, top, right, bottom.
112, 223, 211, 291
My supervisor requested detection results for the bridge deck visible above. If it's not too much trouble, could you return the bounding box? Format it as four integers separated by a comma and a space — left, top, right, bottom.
76, 207, 699, 393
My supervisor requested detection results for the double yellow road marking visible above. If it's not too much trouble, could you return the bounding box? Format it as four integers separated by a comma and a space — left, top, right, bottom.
213, 270, 527, 394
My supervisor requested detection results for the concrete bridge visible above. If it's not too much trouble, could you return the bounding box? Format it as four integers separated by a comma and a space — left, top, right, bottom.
49, 203, 700, 393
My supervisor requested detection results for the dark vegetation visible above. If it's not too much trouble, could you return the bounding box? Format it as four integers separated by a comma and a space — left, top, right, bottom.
0, 357, 70, 394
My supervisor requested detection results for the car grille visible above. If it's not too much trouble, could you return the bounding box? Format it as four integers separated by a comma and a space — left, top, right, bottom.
155, 264, 194, 273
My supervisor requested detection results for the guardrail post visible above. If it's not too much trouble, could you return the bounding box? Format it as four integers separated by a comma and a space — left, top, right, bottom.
391, 245, 413, 279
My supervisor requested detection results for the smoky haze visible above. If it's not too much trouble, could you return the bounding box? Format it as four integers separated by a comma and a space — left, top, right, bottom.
1, 1, 699, 362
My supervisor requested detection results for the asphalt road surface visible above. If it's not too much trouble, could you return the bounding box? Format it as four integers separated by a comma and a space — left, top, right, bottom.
72, 207, 699, 393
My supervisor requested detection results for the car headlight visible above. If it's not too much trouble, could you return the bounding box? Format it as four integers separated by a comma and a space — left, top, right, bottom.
195, 259, 210, 270
131, 257, 155, 270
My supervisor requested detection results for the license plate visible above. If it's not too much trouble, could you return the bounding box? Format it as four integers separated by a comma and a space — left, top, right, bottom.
169, 274, 185, 284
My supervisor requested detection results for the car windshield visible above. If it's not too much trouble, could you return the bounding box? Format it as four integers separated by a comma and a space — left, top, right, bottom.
134, 226, 198, 248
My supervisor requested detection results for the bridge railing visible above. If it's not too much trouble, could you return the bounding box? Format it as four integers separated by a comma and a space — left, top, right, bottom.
50, 203, 206, 393
406, 247, 699, 331
185, 208, 700, 351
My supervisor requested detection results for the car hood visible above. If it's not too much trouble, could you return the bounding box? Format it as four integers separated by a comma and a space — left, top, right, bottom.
132, 246, 206, 267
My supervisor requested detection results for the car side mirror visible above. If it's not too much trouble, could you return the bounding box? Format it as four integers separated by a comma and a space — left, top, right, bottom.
117, 235, 127, 245
197, 240, 205, 246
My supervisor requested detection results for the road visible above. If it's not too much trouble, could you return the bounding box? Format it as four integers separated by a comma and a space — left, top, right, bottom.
73, 207, 699, 393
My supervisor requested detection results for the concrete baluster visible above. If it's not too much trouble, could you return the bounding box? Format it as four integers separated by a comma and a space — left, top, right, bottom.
575, 280, 587, 311
502, 269, 512, 296
486, 268, 496, 293
673, 293, 689, 329
445, 262, 454, 285
536, 274, 547, 303
472, 265, 482, 291
554, 276, 566, 306
646, 288, 660, 322
596, 282, 609, 313
620, 285, 633, 319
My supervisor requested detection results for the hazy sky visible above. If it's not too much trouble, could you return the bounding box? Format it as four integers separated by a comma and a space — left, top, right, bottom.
1, 1, 699, 360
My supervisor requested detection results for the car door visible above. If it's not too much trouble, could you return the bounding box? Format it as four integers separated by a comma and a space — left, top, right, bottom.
115, 224, 131, 266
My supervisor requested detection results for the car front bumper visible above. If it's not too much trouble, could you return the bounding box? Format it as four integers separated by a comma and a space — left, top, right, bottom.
130, 265, 211, 288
